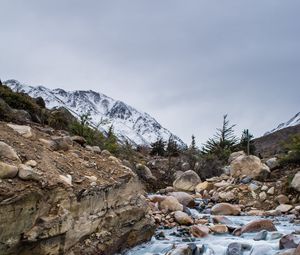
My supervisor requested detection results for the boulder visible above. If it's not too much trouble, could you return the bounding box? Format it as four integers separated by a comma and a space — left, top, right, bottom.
211, 203, 241, 216
195, 181, 214, 193
174, 211, 193, 225
159, 196, 183, 212
135, 163, 156, 181
101, 150, 111, 157
253, 230, 268, 241
274, 249, 295, 255
219, 191, 235, 202
230, 155, 270, 181
0, 161, 18, 178
190, 225, 210, 238
209, 224, 228, 234
166, 244, 200, 255
266, 157, 279, 170
291, 172, 300, 192
276, 204, 293, 213
233, 219, 277, 236
228, 151, 246, 164
259, 192, 267, 201
276, 195, 290, 205
7, 124, 34, 138
226, 242, 252, 255
51, 136, 73, 151
0, 141, 20, 162
181, 162, 190, 171
212, 216, 238, 230
169, 192, 195, 207
173, 170, 201, 192
71, 136, 87, 146
280, 234, 300, 249
18, 164, 40, 181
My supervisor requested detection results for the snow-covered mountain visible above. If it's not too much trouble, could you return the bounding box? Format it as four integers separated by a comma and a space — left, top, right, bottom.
4, 79, 185, 147
264, 112, 300, 135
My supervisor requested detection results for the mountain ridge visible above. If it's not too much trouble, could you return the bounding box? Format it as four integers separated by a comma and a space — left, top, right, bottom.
4, 79, 185, 147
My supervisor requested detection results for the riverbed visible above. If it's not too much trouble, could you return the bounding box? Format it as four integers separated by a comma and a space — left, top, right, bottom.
123, 214, 299, 255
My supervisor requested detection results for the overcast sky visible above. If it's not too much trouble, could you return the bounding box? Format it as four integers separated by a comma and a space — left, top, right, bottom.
1, 1, 299, 145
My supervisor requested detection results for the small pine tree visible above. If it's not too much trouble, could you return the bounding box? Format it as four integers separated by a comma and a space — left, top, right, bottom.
104, 125, 119, 153
150, 138, 166, 156
184, 135, 199, 169
239, 129, 255, 155
201, 114, 238, 161
166, 136, 180, 157
190, 135, 196, 151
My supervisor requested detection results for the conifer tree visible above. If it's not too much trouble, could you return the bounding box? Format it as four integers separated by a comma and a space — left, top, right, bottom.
104, 125, 119, 153
239, 129, 255, 155
150, 138, 166, 156
166, 136, 180, 157
201, 114, 238, 161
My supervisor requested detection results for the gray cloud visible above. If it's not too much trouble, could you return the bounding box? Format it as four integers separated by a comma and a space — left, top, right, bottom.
1, 0, 300, 145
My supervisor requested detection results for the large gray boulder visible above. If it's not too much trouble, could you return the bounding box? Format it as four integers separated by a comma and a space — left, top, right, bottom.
173, 170, 201, 192
135, 163, 156, 181
230, 155, 270, 181
291, 172, 300, 192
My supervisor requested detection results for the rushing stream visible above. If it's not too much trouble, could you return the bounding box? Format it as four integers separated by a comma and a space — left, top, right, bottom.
123, 213, 299, 255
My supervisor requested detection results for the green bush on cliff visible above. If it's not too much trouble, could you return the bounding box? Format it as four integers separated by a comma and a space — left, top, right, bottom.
280, 134, 300, 164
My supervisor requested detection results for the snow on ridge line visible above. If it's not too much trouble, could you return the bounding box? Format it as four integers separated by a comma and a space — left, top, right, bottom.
4, 79, 185, 147
264, 112, 300, 135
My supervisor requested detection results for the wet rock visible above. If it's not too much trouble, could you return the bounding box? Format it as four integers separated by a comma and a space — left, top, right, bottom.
270, 232, 284, 240
276, 204, 293, 213
169, 192, 195, 208
166, 243, 200, 255
275, 249, 296, 255
226, 242, 252, 255
253, 230, 268, 241
174, 211, 193, 225
291, 172, 300, 192
249, 244, 273, 255
0, 141, 20, 162
233, 219, 277, 236
190, 225, 209, 238
173, 170, 201, 192
18, 164, 40, 181
7, 124, 34, 138
209, 224, 228, 234
212, 216, 238, 230
160, 196, 183, 212
241, 176, 252, 184
0, 161, 18, 179
230, 155, 270, 181
276, 195, 290, 205
211, 203, 241, 216
279, 234, 300, 249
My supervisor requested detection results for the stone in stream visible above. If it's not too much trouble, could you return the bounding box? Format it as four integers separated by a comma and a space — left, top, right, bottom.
169, 192, 195, 207
190, 225, 210, 238
174, 211, 193, 225
165, 243, 201, 255
253, 230, 268, 241
279, 234, 300, 249
209, 224, 228, 234
212, 216, 239, 231
233, 219, 277, 236
249, 244, 273, 255
269, 232, 284, 240
226, 242, 252, 255
211, 203, 241, 216
274, 249, 296, 255
160, 196, 183, 212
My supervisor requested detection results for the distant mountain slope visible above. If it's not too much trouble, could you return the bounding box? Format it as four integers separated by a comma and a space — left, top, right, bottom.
254, 124, 300, 158
4, 79, 185, 147
265, 112, 300, 135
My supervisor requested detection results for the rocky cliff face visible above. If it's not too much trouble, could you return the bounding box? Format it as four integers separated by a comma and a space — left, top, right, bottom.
0, 122, 155, 255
